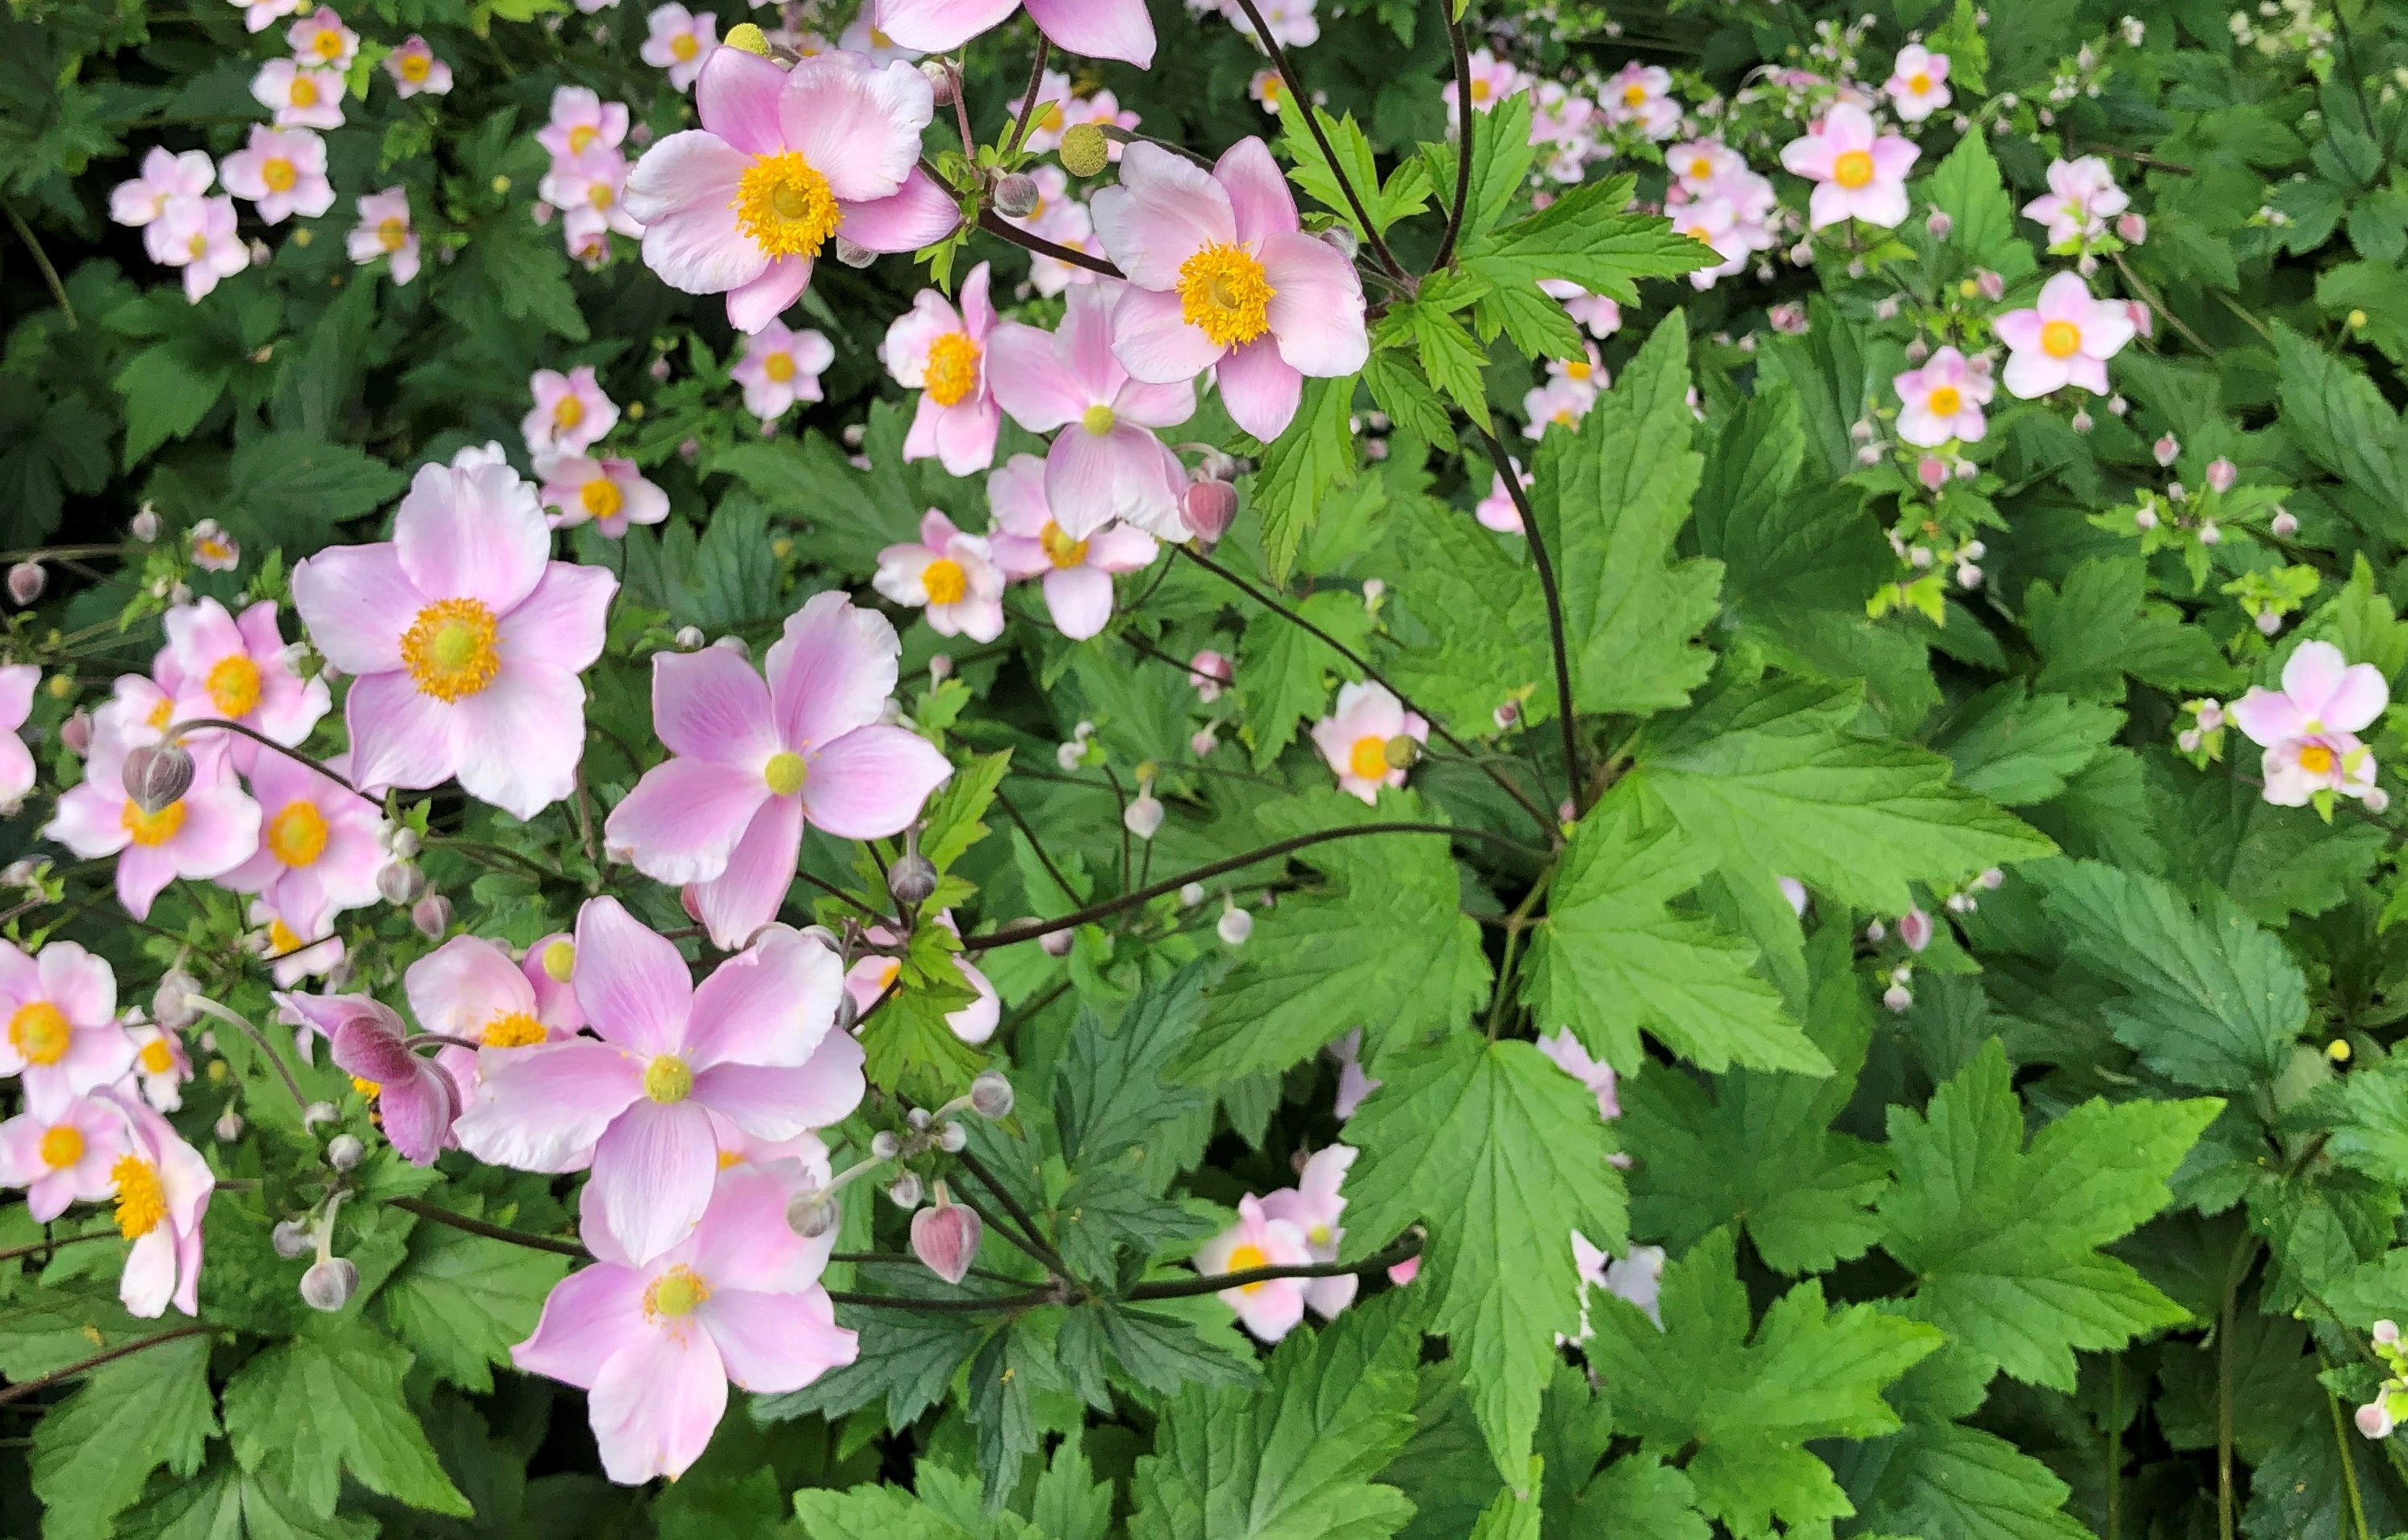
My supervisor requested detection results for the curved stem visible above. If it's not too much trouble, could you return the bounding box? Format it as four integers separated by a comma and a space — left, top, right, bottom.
0, 1228, 119, 1266
991, 789, 1083, 906
1476, 428, 1582, 813
182, 995, 311, 1114
0, 1324, 223, 1408
165, 718, 375, 806
978, 208, 1124, 278
392, 1196, 586, 1258
1005, 35, 1052, 157
828, 1286, 1064, 1312
4, 204, 75, 329
1433, 5, 1476, 270
1129, 1229, 1422, 1300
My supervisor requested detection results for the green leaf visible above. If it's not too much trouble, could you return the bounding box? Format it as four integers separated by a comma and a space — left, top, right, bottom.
1465, 1470, 1541, 1540
2150, 754, 2387, 923
1343, 1034, 1627, 1484
754, 1298, 986, 1428
703, 429, 920, 580
1918, 125, 2028, 281
1423, 94, 1534, 249
2038, 860, 2307, 1090
2274, 321, 2408, 529
2331, 1050, 2408, 1186
1527, 313, 1723, 716
1031, 1440, 1114, 1540
1231, 588, 1373, 770
1053, 1166, 1218, 1281
1522, 788, 1828, 1075
1836, 1419, 2090, 1540
1585, 1229, 1941, 1540
1076, 1300, 1257, 1397
795, 1484, 975, 1540
1052, 965, 1212, 1168
1129, 1291, 1424, 1540
680, 496, 781, 630
220, 1316, 474, 1517
1933, 682, 2123, 806
1460, 177, 1711, 303
115, 1459, 381, 1540
1380, 295, 1491, 429
1284, 108, 1428, 236
29, 1331, 217, 1540
1569, 1454, 1709, 1540
919, 750, 1011, 874
212, 430, 406, 557
1360, 349, 1452, 445
1629, 678, 2057, 914
2311, 552, 2408, 685
1877, 1040, 2219, 1389
114, 343, 228, 469
377, 1199, 571, 1392
1384, 492, 1549, 734
1248, 375, 1359, 584
2025, 555, 2243, 700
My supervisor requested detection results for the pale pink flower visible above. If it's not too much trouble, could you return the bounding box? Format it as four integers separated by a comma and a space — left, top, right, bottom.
1093, 140, 1368, 442
986, 454, 1159, 640
2230, 640, 2389, 807
1539, 278, 1622, 339
254, 898, 343, 986
539, 456, 670, 537
454, 898, 865, 1263
1196, 1194, 1312, 1341
874, 510, 1008, 643
2022, 156, 2127, 249
622, 48, 958, 333
538, 88, 630, 161
0, 665, 38, 811
97, 1086, 211, 1318
1602, 62, 1680, 140
1443, 48, 1526, 124
545, 151, 645, 248
604, 592, 953, 950
883, 263, 1002, 476
1478, 464, 1531, 534
347, 187, 421, 282
1310, 681, 1428, 804
46, 732, 260, 920
384, 36, 452, 96
125, 1021, 194, 1111
1779, 103, 1916, 229
155, 196, 250, 303
1188, 650, 1233, 701
1545, 341, 1608, 404
0, 941, 127, 1105
1572, 1232, 1665, 1337
1892, 345, 1992, 447
161, 597, 330, 761
643, 4, 720, 90
1536, 1028, 1620, 1122
251, 58, 345, 129
1259, 1145, 1355, 1320
290, 458, 617, 821
1882, 45, 1950, 122
111, 148, 216, 257
1669, 190, 1747, 289
1522, 378, 1592, 440
842, 917, 999, 1044
1247, 69, 1288, 115
287, 5, 358, 66
229, 0, 302, 33
0, 1087, 126, 1221
876, 0, 1154, 68
514, 1162, 856, 1484
93, 672, 175, 752
291, 993, 461, 1165
419, 933, 586, 1095
987, 283, 1194, 539
1996, 271, 2134, 398
731, 319, 835, 420
523, 366, 618, 458
1007, 70, 1137, 157
220, 751, 386, 936
1668, 139, 1744, 195
836, 12, 920, 60
1222, 0, 1316, 49
1329, 1026, 1380, 1118
190, 520, 241, 572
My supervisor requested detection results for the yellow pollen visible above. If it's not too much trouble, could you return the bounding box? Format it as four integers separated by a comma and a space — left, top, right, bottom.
1082, 403, 1116, 435
542, 939, 576, 981
378, 216, 408, 250
187, 231, 209, 259
1469, 77, 1490, 102
1832, 149, 1874, 189
1924, 384, 1962, 418
290, 75, 320, 107
400, 51, 430, 81
580, 477, 624, 521
38, 1124, 83, 1170
268, 918, 306, 953
484, 1011, 547, 1048
351, 1075, 380, 1099
1564, 359, 1591, 380
554, 394, 586, 429
266, 799, 329, 867
140, 1039, 176, 1074
1038, 101, 1064, 132
922, 559, 967, 607
869, 24, 892, 44
925, 333, 982, 408
1348, 736, 1389, 780
589, 183, 614, 210
569, 124, 599, 155
113, 1157, 166, 1239
197, 534, 234, 563
2040, 320, 2082, 359
10, 1002, 69, 1066
1908, 71, 1932, 93
261, 157, 297, 194
1309, 1222, 1332, 1246
763, 351, 796, 382
1039, 521, 1089, 570
1225, 1241, 1271, 1293
147, 697, 174, 731
763, 751, 807, 796
399, 597, 502, 702
670, 30, 698, 59
644, 1264, 710, 1319
207, 655, 262, 718
718, 1148, 744, 1167
1690, 156, 1715, 178
1177, 243, 1276, 350
312, 30, 343, 57
645, 1054, 693, 1103
731, 150, 841, 261
2299, 743, 2337, 776
121, 800, 186, 847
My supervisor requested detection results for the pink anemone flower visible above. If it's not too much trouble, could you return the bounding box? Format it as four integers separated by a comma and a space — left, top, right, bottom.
0, 940, 127, 1102
1091, 140, 1370, 443
873, 0, 1155, 70
841, 916, 999, 1044
287, 6, 358, 69
1330, 1026, 1380, 1119
413, 934, 584, 1097
1259, 1145, 1356, 1320
1882, 44, 1951, 122
161, 597, 330, 761
452, 899, 866, 1264
987, 282, 1195, 540
538, 455, 671, 537
538, 88, 629, 161
1996, 271, 2134, 399
882, 262, 1002, 476
1892, 345, 1992, 448
2230, 640, 2389, 807
523, 366, 618, 458
158, 195, 250, 303
1310, 681, 1429, 804
348, 188, 421, 283
604, 592, 954, 951
219, 751, 387, 936
0, 1088, 128, 1221
252, 59, 345, 129
218, 125, 335, 224
621, 48, 961, 334
253, 899, 344, 986
513, 1162, 856, 1484
1194, 1194, 1313, 1341
111, 147, 216, 237
874, 511, 1008, 642
46, 731, 261, 920
126, 1021, 195, 1111
300, 994, 462, 1165
1572, 1232, 1665, 1337
384, 36, 452, 96
0, 663, 38, 811
641, 3, 720, 91
1478, 464, 1531, 534
97, 1086, 213, 1318
1778, 103, 1916, 230
731, 320, 835, 421
985, 453, 1159, 640
290, 458, 618, 821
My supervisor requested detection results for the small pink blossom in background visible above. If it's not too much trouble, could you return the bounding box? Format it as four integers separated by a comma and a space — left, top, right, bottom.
986, 453, 1159, 640
843, 917, 999, 1044
287, 6, 358, 69
0, 1089, 127, 1221
1893, 345, 1993, 447
220, 750, 386, 936
1311, 681, 1428, 804
538, 88, 630, 161
1668, 138, 1744, 195
417, 933, 585, 1096
877, 0, 1156, 69
882, 262, 1002, 476
1004, 165, 1099, 297
0, 941, 127, 1105
2230, 640, 2389, 807
729, 321, 834, 422
290, 457, 617, 820
523, 366, 618, 458
296, 993, 460, 1165
987, 282, 1194, 538
384, 36, 452, 95
1536, 1029, 1622, 1124
1780, 102, 1916, 229
1602, 61, 1681, 140
229, 0, 301, 33
156, 196, 249, 303
543, 152, 644, 251
98, 1086, 212, 1318
1996, 271, 2134, 398
1545, 341, 1608, 405
1188, 649, 1232, 702
603, 592, 953, 949
0, 665, 37, 812
454, 898, 865, 1264
1522, 378, 1592, 440
190, 520, 241, 573
93, 673, 174, 752
642, 4, 720, 91
622, 49, 958, 333
1443, 48, 1526, 124
2022, 155, 2128, 248
1572, 1232, 1665, 1337
1329, 1026, 1380, 1118
1539, 278, 1622, 339
1530, 82, 1602, 185
348, 187, 421, 282
111, 148, 216, 258
1259, 1145, 1356, 1320
251, 58, 345, 130
1478, 464, 1531, 534
514, 1163, 856, 1484
874, 510, 1008, 643
1247, 69, 1288, 115
1094, 139, 1369, 442
1882, 45, 1951, 122
1218, 0, 1316, 50
161, 597, 330, 761
836, 12, 922, 61
539, 455, 670, 538
47, 733, 260, 920
1194, 1194, 1312, 1341
1007, 69, 1137, 157
253, 898, 344, 987
125, 1021, 193, 1111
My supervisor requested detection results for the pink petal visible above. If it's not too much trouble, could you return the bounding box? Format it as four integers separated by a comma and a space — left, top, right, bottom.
689, 791, 805, 951
986, 454, 1053, 534
1112, 372, 1200, 429
446, 663, 588, 822
727, 256, 812, 333
798, 723, 953, 839
1091, 144, 1236, 290
1043, 565, 1116, 640
694, 48, 788, 157
345, 672, 460, 794
685, 1163, 831, 1290
590, 1097, 718, 1264
1869, 136, 1920, 179
38, 943, 115, 1025
1045, 419, 1184, 538
767, 590, 902, 748
396, 464, 550, 613
626, 132, 769, 295
499, 562, 616, 674
406, 935, 537, 1040
691, 1031, 865, 1138
871, 0, 1020, 56
291, 543, 420, 676
931, 399, 1000, 477
2324, 664, 2390, 734
684, 925, 839, 1071
606, 757, 773, 886
652, 646, 780, 767
452, 1040, 644, 1171
513, 1262, 646, 1389
1110, 283, 1225, 384
1217, 338, 1305, 441
585, 1322, 727, 1484
2229, 686, 2306, 747
839, 168, 963, 253
987, 320, 1091, 433
1085, 522, 1160, 571
1260, 232, 1368, 375
706, 1287, 856, 1391
115, 846, 179, 922
377, 1068, 459, 1165
1778, 135, 1836, 181
165, 782, 262, 881
1021, 0, 1154, 65
777, 56, 928, 204
1215, 137, 1297, 244
575, 898, 695, 1057
2000, 349, 2067, 400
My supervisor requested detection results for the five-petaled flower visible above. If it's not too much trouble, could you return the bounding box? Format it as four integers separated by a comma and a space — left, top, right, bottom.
1778, 103, 1916, 229
2230, 640, 2390, 809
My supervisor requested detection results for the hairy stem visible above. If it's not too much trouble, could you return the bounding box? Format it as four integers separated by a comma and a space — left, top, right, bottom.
4, 204, 75, 329
165, 718, 376, 806
953, 1148, 1074, 1282
1433, 5, 1475, 270
1127, 1229, 1422, 1300
977, 208, 1124, 278
392, 1197, 586, 1257
0, 1324, 222, 1408
1005, 35, 1052, 157
1476, 428, 1583, 813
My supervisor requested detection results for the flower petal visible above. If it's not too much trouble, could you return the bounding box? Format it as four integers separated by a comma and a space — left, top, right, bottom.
574, 896, 695, 1057
797, 724, 953, 839
291, 542, 420, 676
586, 1323, 728, 1484
684, 924, 840, 1071
706, 1287, 856, 1391
689, 791, 805, 951
512, 1261, 645, 1389
497, 562, 617, 675
839, 168, 963, 253
626, 132, 769, 295
589, 1097, 718, 1265
652, 646, 780, 768
446, 662, 587, 822
1260, 232, 1368, 376
872, 0, 1021, 56
777, 56, 929, 204
1109, 283, 1224, 384
987, 319, 1091, 433
452, 1040, 643, 1172
1091, 144, 1236, 291
1214, 137, 1297, 244
1021, 0, 1154, 65
694, 47, 788, 157
395, 463, 550, 613
344, 670, 459, 795
1216, 337, 1304, 441
767, 590, 902, 748
605, 757, 774, 886
692, 1031, 865, 1139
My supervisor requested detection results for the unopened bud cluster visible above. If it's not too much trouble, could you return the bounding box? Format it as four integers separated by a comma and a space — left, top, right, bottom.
783, 1072, 1019, 1243
2357, 1320, 2408, 1438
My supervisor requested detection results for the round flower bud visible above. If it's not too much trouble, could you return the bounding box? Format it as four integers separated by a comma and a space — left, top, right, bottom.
378, 860, 427, 906
712, 634, 750, 658
1217, 903, 1254, 946
1897, 908, 1934, 952
910, 1191, 982, 1283
1980, 867, 2004, 889
1382, 734, 1420, 770
675, 626, 705, 649
2197, 521, 2221, 546
2272, 508, 2298, 538
387, 827, 421, 860
326, 1133, 364, 1170
300, 1257, 359, 1312
832, 990, 859, 1032
121, 743, 195, 815
969, 1071, 1016, 1119
7, 563, 45, 606
2359, 1400, 2395, 1440
1124, 793, 1165, 839
722, 19, 773, 54
834, 237, 876, 269
1864, 919, 1887, 943
887, 1170, 923, 1208
1058, 123, 1112, 178
2376, 1319, 2401, 1347
2071, 409, 2094, 434
272, 1219, 315, 1259
1181, 479, 1240, 545
214, 1107, 244, 1140
2330, 1037, 2354, 1064
919, 59, 957, 103
1040, 928, 1074, 956
59, 709, 90, 756
2153, 434, 2180, 467
1320, 224, 1360, 261
1181, 881, 1207, 906
153, 971, 201, 1031
412, 893, 453, 938
888, 852, 939, 909
2176, 729, 2201, 753
2134, 505, 2158, 531
2367, 785, 2393, 814
991, 173, 1041, 218
2256, 609, 2282, 636
1882, 982, 1914, 1013
939, 1120, 968, 1151
870, 1130, 902, 1161
2206, 458, 2238, 494
786, 1188, 836, 1237
302, 1100, 338, 1130
2116, 211, 2147, 244
131, 507, 162, 542
907, 1106, 932, 1131
1975, 269, 2005, 301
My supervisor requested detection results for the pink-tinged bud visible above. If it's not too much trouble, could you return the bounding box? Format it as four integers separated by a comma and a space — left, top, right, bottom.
1957, 564, 1983, 589
1917, 455, 1949, 492
2256, 609, 2282, 636
1875, 296, 1901, 321
1040, 927, 1074, 957
2272, 508, 2298, 537
2127, 300, 2153, 337
2176, 728, 2201, 753
886, 1170, 923, 1208
2134, 505, 2159, 531
679, 437, 700, 461
2379, 1320, 2402, 1346
1904, 337, 1929, 363
58, 709, 90, 757
530, 201, 555, 226
1388, 1254, 1421, 1286
131, 505, 162, 542
1217, 902, 1253, 945
1883, 982, 1914, 1012
919, 59, 956, 103
412, 893, 452, 938
2206, 458, 2237, 493
2368, 785, 2393, 814
1189, 727, 1217, 756
2108, 395, 2130, 416
2117, 211, 2147, 244
2197, 521, 2220, 546
1851, 419, 1876, 444
1980, 867, 2004, 889
2071, 409, 2095, 433
1897, 907, 1934, 952
1946, 891, 1975, 914
835, 237, 875, 269
1778, 876, 1807, 916
122, 743, 195, 814
1181, 479, 1239, 545
2077, 253, 2099, 278
2167, 482, 2187, 504
214, 1107, 243, 1140
1856, 444, 1883, 467
1975, 269, 2005, 301
299, 1256, 359, 1312
2197, 698, 2225, 731
1320, 224, 1360, 261
1493, 698, 1521, 730
1124, 793, 1164, 839
1926, 209, 1953, 239
649, 355, 672, 381
910, 1188, 983, 1284
1187, 649, 1231, 701
1768, 303, 1809, 335
1865, 919, 1887, 943
2153, 434, 2180, 467
991, 172, 1040, 219
2359, 1400, 2395, 1439
6, 563, 44, 605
